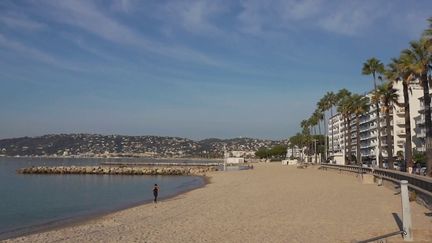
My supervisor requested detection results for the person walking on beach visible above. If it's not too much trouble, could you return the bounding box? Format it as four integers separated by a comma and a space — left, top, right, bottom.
153, 184, 159, 203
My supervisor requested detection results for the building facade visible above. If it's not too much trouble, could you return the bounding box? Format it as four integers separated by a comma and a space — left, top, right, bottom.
327, 81, 423, 165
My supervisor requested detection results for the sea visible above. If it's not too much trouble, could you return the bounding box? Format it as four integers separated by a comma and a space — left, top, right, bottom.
0, 157, 209, 240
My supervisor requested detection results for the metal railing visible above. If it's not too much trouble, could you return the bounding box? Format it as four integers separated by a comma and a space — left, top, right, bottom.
320, 164, 432, 198
355, 230, 405, 243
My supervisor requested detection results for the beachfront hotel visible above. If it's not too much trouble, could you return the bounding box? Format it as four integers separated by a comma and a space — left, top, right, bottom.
327, 80, 425, 165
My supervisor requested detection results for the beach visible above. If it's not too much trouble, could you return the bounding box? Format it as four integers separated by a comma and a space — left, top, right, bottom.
5, 163, 432, 243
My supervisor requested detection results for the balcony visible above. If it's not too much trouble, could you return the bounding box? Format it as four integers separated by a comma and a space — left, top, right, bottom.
359, 124, 377, 132
395, 120, 404, 126
360, 133, 373, 141
418, 131, 426, 138
380, 132, 394, 137
397, 130, 406, 135
360, 142, 377, 149
417, 116, 425, 125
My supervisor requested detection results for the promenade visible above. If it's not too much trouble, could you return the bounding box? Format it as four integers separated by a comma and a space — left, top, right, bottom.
7, 163, 431, 243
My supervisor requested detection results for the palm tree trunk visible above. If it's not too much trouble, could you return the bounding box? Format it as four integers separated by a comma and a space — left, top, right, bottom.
402, 81, 413, 172
318, 120, 322, 163
314, 126, 317, 163
386, 108, 394, 169
343, 116, 347, 164
373, 74, 383, 168
421, 73, 432, 176
347, 117, 352, 164
323, 113, 327, 161
356, 115, 361, 165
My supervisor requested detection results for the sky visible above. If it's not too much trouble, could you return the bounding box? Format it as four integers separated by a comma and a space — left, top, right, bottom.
0, 0, 431, 140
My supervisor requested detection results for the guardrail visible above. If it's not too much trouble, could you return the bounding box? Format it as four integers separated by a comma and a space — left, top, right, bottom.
320, 164, 432, 198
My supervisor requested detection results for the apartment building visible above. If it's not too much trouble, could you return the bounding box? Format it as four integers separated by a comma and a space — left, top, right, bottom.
327, 81, 423, 165
286, 145, 302, 158
414, 89, 432, 152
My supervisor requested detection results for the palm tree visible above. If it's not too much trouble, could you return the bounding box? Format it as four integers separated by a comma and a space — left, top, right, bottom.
386, 56, 415, 171
373, 82, 400, 169
317, 98, 327, 160
313, 109, 324, 136
300, 119, 310, 162
362, 57, 385, 167
314, 109, 324, 163
308, 114, 318, 163
337, 93, 353, 164
423, 17, 432, 39
351, 94, 369, 165
324, 92, 338, 157
337, 89, 351, 100
402, 38, 432, 176
318, 92, 335, 160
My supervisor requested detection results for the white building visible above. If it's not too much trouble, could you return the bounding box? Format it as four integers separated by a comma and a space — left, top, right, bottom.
327, 81, 423, 165
414, 90, 432, 152
230, 151, 255, 158
286, 145, 302, 158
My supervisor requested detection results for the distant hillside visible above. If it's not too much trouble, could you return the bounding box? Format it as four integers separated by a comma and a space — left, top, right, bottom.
0, 134, 288, 158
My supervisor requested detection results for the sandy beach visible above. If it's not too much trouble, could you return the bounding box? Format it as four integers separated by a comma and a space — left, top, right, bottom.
5, 163, 432, 243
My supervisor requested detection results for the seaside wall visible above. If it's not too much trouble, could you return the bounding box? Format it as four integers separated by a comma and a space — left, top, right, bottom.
17, 166, 218, 176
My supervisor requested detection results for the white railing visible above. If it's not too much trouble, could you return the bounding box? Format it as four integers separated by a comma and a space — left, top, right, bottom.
319, 164, 432, 199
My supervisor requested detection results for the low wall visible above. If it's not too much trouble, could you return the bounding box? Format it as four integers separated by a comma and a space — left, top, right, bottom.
17, 165, 219, 176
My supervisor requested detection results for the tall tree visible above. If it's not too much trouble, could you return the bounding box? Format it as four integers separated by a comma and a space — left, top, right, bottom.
337, 93, 353, 164
325, 92, 338, 157
311, 111, 323, 163
402, 38, 432, 176
423, 17, 432, 39
387, 56, 415, 171
317, 98, 327, 160
351, 94, 370, 165
318, 92, 334, 160
373, 82, 399, 169
300, 119, 311, 162
362, 58, 385, 167
314, 109, 324, 163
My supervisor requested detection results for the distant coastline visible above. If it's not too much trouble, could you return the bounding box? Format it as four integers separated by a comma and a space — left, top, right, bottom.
0, 133, 287, 158
0, 155, 223, 160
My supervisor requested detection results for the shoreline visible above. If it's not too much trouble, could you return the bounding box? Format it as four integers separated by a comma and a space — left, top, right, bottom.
0, 175, 210, 241
5, 164, 431, 242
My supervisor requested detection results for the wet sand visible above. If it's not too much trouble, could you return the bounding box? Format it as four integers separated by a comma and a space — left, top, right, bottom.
5, 163, 432, 242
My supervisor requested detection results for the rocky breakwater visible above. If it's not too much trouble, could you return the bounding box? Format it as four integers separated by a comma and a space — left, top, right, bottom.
17, 165, 218, 176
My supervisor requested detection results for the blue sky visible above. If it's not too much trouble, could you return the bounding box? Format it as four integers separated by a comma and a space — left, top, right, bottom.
0, 0, 430, 140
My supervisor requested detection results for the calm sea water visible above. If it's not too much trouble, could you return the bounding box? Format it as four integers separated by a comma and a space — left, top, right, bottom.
0, 157, 206, 240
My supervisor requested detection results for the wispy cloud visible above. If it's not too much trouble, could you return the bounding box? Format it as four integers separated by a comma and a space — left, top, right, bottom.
236, 0, 324, 36
0, 33, 55, 63
160, 0, 228, 36
236, 0, 390, 37
0, 13, 46, 31
317, 2, 387, 36
0, 33, 88, 72
109, 0, 136, 13
39, 0, 226, 67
